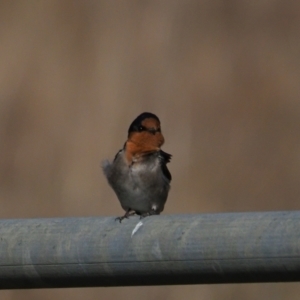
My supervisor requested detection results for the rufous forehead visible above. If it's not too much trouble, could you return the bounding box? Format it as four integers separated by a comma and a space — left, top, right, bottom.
141, 118, 160, 128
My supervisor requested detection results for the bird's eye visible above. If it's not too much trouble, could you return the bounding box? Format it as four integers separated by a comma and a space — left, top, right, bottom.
138, 126, 144, 131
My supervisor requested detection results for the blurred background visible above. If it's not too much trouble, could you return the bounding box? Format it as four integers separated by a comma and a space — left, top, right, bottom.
0, 1, 300, 299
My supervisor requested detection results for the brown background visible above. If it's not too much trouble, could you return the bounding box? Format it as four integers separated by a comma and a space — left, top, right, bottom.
1, 1, 300, 299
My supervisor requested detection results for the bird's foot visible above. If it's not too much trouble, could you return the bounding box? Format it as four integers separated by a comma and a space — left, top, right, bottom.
115, 210, 136, 223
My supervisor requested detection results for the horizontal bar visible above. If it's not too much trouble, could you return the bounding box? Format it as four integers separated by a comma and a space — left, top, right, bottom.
0, 211, 300, 289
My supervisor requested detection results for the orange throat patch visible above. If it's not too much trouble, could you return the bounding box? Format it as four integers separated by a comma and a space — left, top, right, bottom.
125, 131, 164, 164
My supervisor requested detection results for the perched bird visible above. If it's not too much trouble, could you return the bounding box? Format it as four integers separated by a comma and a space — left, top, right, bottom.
102, 112, 172, 222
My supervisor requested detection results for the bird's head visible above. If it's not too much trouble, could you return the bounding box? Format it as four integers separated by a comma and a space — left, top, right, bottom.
126, 112, 165, 161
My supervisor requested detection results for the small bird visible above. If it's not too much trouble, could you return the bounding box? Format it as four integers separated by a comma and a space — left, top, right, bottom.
102, 112, 172, 222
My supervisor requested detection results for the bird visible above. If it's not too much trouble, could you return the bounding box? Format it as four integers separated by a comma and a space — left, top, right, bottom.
102, 112, 172, 222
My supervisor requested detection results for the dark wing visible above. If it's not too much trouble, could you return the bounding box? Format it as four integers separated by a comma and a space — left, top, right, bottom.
113, 142, 127, 162
159, 150, 172, 181
113, 149, 123, 162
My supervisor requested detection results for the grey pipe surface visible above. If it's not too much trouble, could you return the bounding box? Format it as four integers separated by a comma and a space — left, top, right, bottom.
0, 211, 300, 289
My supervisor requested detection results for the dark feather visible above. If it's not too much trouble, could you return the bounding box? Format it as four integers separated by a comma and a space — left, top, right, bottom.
159, 150, 172, 181
113, 149, 122, 162
159, 150, 172, 163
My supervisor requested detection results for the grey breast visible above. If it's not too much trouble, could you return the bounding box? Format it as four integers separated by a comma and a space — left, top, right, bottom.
103, 151, 170, 213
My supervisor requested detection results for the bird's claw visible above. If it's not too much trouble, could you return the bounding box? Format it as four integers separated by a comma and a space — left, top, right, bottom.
115, 210, 136, 223
115, 216, 126, 223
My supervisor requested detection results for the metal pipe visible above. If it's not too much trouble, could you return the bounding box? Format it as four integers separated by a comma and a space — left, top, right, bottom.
0, 211, 300, 289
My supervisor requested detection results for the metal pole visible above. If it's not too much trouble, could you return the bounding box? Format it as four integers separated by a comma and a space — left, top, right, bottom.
0, 211, 300, 289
